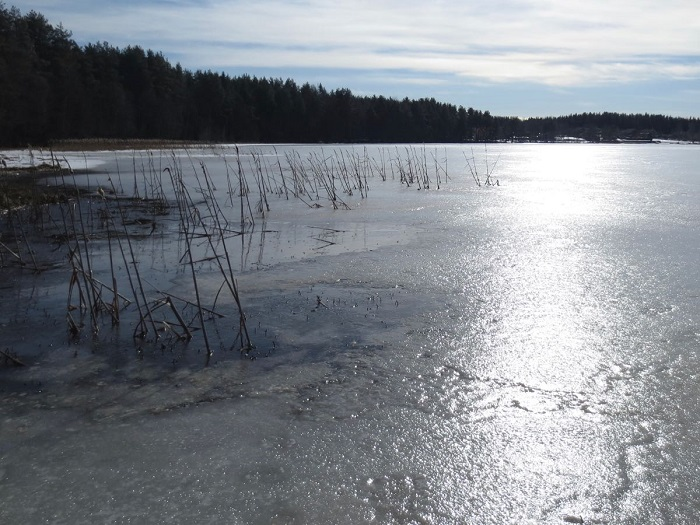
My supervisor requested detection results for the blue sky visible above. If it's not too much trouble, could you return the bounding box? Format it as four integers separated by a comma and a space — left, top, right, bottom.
10, 0, 700, 118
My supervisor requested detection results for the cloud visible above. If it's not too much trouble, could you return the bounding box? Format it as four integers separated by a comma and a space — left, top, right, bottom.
13, 0, 700, 89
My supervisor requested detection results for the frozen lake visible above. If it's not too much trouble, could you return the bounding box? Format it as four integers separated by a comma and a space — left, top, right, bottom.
1, 143, 700, 523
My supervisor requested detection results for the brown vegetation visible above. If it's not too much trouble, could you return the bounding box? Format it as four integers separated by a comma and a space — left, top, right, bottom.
0, 169, 72, 210
48, 139, 209, 152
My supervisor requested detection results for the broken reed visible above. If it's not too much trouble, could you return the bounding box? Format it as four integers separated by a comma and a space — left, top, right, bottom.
165, 156, 253, 356
0, 209, 39, 271
2, 144, 486, 362
2, 143, 455, 276
464, 145, 501, 187
48, 157, 213, 354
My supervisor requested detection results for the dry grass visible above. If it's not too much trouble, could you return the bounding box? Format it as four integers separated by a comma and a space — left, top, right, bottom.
0, 169, 72, 210
47, 138, 210, 152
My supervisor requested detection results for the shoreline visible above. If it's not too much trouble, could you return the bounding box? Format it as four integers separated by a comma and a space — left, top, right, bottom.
46, 138, 211, 152
3, 138, 210, 153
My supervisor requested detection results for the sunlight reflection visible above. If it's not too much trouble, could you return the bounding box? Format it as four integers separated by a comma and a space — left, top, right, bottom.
433, 145, 630, 522
517, 144, 614, 218
455, 145, 628, 391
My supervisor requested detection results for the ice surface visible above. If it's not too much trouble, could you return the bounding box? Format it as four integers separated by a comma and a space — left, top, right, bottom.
2, 143, 700, 523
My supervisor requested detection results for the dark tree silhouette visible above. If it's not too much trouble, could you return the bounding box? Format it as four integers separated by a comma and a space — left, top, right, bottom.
1, 4, 698, 147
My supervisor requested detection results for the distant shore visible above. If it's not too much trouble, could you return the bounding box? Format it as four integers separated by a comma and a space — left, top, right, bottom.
45, 138, 210, 152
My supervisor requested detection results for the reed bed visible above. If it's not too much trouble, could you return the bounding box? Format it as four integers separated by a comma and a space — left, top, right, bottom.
1, 143, 500, 364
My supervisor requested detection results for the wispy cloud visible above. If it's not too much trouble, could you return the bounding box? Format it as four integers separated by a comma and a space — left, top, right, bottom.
13, 0, 700, 115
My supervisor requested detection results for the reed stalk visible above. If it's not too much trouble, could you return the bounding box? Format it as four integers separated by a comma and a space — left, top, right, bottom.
107, 177, 158, 339
190, 160, 253, 352
98, 188, 121, 325
272, 146, 289, 200
173, 175, 213, 357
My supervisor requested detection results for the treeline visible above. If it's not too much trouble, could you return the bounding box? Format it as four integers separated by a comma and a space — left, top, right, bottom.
1, 5, 698, 147
519, 113, 700, 143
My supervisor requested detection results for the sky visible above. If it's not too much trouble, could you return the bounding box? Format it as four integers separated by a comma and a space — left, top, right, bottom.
9, 0, 700, 118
